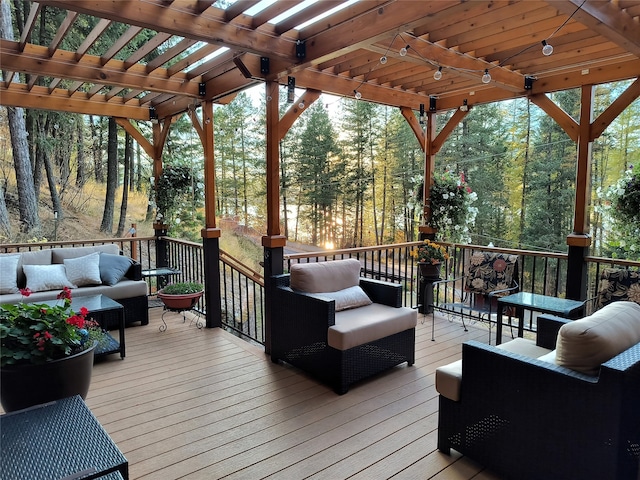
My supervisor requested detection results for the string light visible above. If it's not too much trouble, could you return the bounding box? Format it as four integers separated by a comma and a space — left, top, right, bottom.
354, 90, 362, 100
433, 66, 442, 81
482, 69, 491, 84
380, 55, 388, 64
298, 100, 305, 109
399, 45, 409, 57
541, 40, 553, 56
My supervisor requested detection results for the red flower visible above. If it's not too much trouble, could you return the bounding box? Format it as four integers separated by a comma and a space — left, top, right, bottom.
19, 288, 32, 297
66, 315, 85, 328
57, 287, 72, 301
44, 331, 52, 340
79, 307, 89, 317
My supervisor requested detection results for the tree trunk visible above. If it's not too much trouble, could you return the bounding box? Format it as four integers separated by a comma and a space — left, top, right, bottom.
1, 0, 39, 234
89, 115, 104, 183
0, 181, 12, 237
100, 117, 117, 233
116, 133, 131, 237
76, 118, 86, 187
40, 116, 63, 220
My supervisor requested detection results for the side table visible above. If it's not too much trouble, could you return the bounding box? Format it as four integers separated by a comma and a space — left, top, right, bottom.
496, 292, 585, 344
142, 267, 182, 308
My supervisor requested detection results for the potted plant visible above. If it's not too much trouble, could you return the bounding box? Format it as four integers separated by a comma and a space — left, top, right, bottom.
0, 287, 105, 412
429, 170, 478, 243
157, 281, 204, 311
411, 239, 450, 278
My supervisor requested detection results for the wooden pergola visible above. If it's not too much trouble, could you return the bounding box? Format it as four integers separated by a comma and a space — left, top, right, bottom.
2, 0, 640, 344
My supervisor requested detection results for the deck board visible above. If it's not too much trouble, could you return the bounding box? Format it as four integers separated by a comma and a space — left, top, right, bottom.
83, 309, 503, 479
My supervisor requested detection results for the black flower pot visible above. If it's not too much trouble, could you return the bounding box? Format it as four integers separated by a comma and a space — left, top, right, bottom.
0, 342, 96, 412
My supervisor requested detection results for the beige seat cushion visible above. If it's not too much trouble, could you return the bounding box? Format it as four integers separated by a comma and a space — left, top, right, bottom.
290, 258, 361, 293
556, 301, 640, 375
435, 338, 552, 401
327, 303, 417, 351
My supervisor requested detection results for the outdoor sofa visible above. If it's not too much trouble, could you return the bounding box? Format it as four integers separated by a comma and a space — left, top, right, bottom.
435, 300, 640, 480
0, 244, 148, 328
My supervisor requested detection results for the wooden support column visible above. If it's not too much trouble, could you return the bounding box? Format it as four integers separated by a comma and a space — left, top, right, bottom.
419, 111, 437, 239
262, 81, 286, 354
566, 85, 594, 301
194, 101, 222, 328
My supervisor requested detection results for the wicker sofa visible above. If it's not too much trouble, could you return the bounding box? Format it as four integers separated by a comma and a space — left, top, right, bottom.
0, 245, 148, 328
436, 301, 640, 480
272, 259, 417, 394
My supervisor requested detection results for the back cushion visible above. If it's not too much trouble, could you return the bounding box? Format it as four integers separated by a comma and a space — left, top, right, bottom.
290, 258, 361, 293
556, 301, 640, 375
51, 244, 119, 263
17, 250, 53, 288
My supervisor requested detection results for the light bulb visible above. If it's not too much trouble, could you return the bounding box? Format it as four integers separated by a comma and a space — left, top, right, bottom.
399, 45, 409, 57
541, 40, 553, 56
433, 67, 442, 81
380, 55, 387, 65
482, 69, 491, 84
354, 90, 362, 100
298, 101, 305, 109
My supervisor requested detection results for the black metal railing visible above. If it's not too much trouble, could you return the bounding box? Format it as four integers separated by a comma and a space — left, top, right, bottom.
3, 238, 638, 343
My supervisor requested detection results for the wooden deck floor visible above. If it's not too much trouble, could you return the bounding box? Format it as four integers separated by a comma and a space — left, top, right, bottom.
86, 309, 505, 480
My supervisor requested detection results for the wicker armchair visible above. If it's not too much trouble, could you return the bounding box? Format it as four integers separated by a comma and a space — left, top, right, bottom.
271, 259, 416, 394
437, 309, 640, 480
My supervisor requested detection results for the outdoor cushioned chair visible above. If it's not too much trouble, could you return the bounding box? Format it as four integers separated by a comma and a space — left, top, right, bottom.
431, 251, 519, 340
271, 258, 417, 394
435, 301, 640, 480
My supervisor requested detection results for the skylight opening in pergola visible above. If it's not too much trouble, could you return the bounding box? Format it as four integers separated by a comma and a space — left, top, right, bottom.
268, 0, 318, 25
185, 47, 231, 73
295, 0, 359, 30
243, 0, 277, 17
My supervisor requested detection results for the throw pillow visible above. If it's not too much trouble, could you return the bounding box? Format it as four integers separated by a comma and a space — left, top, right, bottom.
315, 285, 373, 311
0, 254, 21, 294
99, 253, 133, 286
555, 301, 640, 375
22, 264, 76, 292
64, 252, 102, 287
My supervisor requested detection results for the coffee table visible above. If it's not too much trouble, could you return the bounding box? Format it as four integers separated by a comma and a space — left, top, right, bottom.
0, 395, 128, 479
34, 294, 125, 359
496, 292, 585, 344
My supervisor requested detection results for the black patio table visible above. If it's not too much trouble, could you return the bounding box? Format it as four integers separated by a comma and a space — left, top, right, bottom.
0, 395, 128, 479
496, 292, 585, 344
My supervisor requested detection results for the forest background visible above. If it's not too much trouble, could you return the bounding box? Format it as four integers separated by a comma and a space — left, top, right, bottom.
1, 79, 639, 265
1, 0, 639, 270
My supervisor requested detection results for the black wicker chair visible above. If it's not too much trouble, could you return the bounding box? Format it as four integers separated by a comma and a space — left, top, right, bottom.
271, 271, 416, 394
437, 314, 640, 480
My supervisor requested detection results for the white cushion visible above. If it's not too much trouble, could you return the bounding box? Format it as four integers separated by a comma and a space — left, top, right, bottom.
310, 285, 372, 311
328, 303, 417, 350
556, 301, 640, 375
435, 338, 553, 402
0, 254, 21, 294
64, 252, 102, 287
290, 259, 361, 293
22, 264, 75, 292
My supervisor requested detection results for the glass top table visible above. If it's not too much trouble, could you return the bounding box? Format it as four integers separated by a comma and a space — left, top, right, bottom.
32, 294, 125, 358
496, 292, 585, 344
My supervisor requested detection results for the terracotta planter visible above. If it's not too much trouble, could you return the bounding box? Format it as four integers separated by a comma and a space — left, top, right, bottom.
157, 290, 204, 311
0, 342, 96, 412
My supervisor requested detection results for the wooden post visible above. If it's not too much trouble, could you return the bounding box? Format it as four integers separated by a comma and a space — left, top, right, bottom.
566, 85, 594, 301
